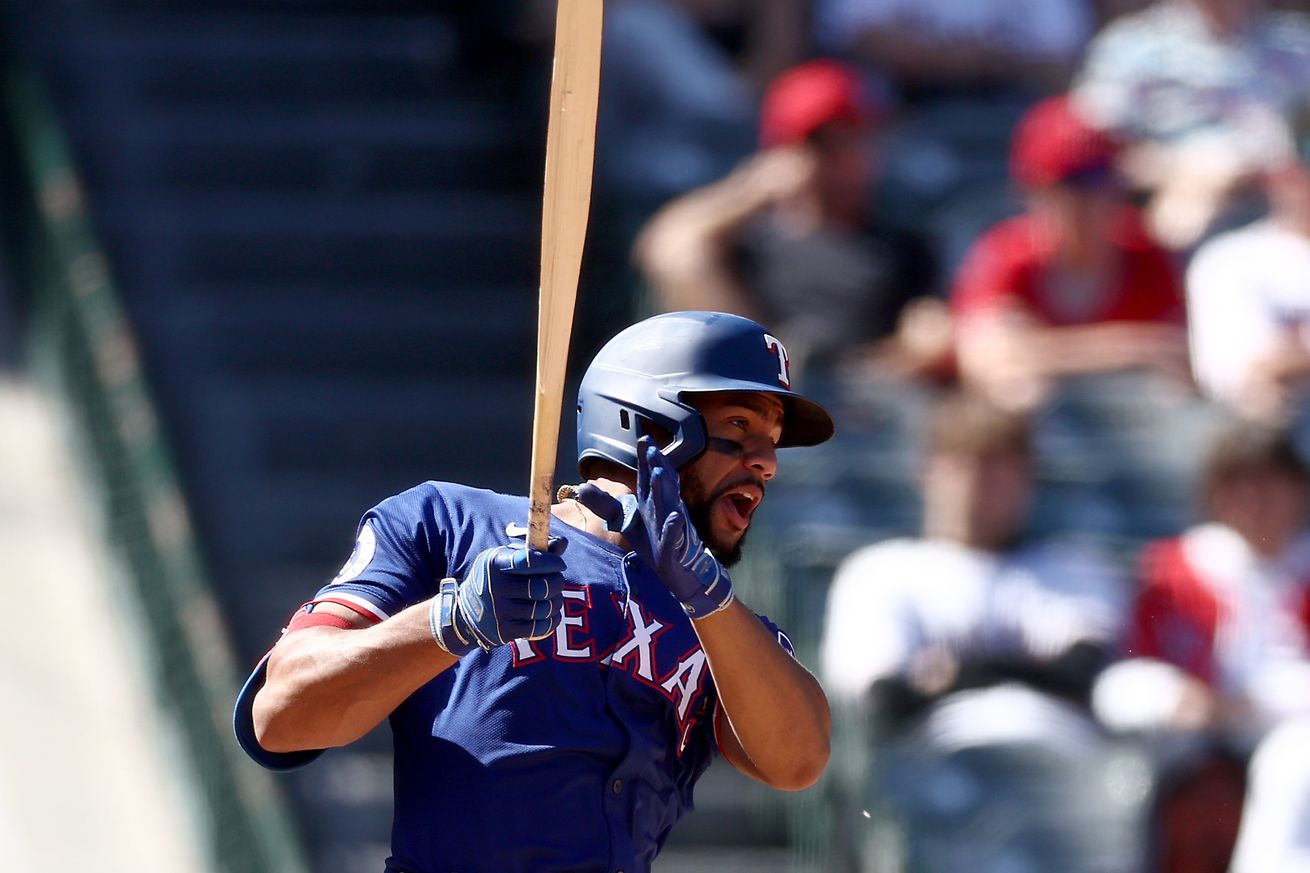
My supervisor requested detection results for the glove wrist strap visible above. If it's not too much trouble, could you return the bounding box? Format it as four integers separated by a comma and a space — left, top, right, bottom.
683, 588, 735, 620
431, 577, 477, 657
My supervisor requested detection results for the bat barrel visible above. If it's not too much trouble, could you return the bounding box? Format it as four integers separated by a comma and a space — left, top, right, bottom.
525, 0, 603, 551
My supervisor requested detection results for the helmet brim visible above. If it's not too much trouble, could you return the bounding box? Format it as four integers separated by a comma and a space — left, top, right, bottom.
677, 380, 835, 449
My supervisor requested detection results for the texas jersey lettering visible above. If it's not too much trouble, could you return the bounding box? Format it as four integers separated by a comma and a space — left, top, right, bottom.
236, 480, 792, 873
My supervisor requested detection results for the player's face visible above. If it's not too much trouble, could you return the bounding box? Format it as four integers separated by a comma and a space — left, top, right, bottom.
678, 392, 784, 567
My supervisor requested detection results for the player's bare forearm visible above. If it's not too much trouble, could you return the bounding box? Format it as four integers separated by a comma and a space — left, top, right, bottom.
694, 599, 831, 790
252, 602, 458, 754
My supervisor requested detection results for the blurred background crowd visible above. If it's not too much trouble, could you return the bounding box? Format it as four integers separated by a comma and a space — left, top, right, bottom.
6, 0, 1310, 872
610, 1, 1310, 868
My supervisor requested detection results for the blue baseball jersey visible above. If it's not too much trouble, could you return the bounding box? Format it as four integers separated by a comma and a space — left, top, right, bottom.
234, 481, 794, 873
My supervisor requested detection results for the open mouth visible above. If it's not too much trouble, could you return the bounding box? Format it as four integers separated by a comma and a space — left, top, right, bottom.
717, 484, 763, 530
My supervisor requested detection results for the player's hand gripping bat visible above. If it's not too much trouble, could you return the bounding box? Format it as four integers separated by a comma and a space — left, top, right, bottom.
527, 0, 604, 551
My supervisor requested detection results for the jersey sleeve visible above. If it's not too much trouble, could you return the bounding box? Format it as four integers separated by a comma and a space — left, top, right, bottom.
234, 484, 454, 771
233, 652, 325, 771
309, 485, 452, 622
754, 611, 796, 657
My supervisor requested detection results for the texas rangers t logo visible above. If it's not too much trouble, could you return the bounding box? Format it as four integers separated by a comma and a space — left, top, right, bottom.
763, 334, 792, 387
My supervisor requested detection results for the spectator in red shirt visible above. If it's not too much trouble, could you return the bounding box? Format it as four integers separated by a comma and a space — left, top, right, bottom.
951, 94, 1190, 411
1092, 423, 1310, 873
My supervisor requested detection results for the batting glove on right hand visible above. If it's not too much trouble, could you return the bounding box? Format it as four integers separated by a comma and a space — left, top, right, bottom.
576, 438, 734, 619
430, 537, 567, 657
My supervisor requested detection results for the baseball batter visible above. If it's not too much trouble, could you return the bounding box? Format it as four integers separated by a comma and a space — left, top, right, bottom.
234, 311, 835, 872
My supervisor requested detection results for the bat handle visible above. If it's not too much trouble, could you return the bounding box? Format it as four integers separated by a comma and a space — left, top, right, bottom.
527, 472, 554, 551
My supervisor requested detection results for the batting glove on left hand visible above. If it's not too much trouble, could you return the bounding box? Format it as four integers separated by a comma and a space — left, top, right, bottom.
431, 537, 567, 656
576, 437, 734, 619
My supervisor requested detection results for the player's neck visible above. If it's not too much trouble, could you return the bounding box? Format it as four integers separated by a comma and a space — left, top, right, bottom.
551, 491, 626, 549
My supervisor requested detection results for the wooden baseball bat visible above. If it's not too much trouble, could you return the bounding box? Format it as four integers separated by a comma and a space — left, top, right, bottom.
528, 0, 604, 550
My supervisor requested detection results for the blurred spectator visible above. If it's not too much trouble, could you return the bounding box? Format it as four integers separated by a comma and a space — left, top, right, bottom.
1074, 0, 1310, 248
1093, 0, 1157, 23
596, 0, 808, 209
665, 0, 810, 93
952, 95, 1189, 412
823, 390, 1125, 727
822, 391, 1129, 871
1230, 715, 1310, 872
1188, 108, 1310, 423
635, 59, 944, 378
815, 0, 1096, 103
1093, 423, 1310, 873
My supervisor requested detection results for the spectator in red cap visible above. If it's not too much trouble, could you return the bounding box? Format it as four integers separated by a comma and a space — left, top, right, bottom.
634, 59, 945, 379
950, 94, 1190, 412
758, 59, 876, 149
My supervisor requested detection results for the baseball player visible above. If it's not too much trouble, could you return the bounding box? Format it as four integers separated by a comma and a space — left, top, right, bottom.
234, 311, 835, 872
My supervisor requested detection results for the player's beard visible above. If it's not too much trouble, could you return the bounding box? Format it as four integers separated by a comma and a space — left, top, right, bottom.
680, 464, 752, 568
687, 498, 747, 568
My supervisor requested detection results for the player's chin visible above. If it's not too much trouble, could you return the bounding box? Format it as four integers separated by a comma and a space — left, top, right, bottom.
689, 501, 748, 568
717, 532, 747, 568
706, 506, 749, 568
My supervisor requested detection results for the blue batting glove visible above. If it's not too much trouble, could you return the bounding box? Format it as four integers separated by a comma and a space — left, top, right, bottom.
431, 537, 568, 656
576, 438, 734, 619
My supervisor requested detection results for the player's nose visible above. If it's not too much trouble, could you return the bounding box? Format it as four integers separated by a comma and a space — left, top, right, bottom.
742, 436, 778, 481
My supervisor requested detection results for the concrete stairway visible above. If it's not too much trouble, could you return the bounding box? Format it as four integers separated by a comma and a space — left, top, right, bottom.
4, 1, 792, 868
0, 378, 211, 873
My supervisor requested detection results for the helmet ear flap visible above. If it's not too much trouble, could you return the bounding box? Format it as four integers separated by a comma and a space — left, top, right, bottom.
647, 407, 708, 470
576, 386, 709, 475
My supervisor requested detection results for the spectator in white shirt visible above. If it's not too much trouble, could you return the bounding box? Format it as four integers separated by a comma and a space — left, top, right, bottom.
822, 391, 1129, 871
1187, 107, 1310, 422
823, 391, 1125, 722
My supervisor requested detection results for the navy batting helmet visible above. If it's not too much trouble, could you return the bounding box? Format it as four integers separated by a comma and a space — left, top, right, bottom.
576, 311, 835, 472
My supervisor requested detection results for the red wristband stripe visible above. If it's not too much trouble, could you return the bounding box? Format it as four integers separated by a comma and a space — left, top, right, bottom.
285, 610, 360, 633
311, 593, 389, 624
